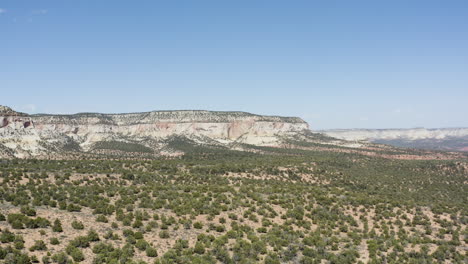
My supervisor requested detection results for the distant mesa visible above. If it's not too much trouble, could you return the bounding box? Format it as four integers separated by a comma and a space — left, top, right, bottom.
0, 105, 309, 158
321, 127, 468, 152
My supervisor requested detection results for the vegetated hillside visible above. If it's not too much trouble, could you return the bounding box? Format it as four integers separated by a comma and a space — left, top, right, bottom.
373, 136, 468, 152
321, 128, 468, 152
0, 140, 466, 264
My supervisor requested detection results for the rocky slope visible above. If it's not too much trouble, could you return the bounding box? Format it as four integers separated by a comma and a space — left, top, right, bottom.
321, 128, 468, 152
0, 106, 308, 158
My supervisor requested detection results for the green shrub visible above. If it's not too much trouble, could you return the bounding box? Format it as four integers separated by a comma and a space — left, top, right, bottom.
0, 229, 15, 243
20, 206, 37, 216
159, 231, 170, 239
96, 215, 108, 223
30, 240, 47, 251
69, 247, 85, 262
87, 230, 100, 242
135, 239, 149, 251
194, 222, 203, 229
50, 237, 60, 245
194, 241, 205, 254
14, 240, 25, 250
52, 219, 63, 232
146, 247, 158, 257
71, 220, 84, 230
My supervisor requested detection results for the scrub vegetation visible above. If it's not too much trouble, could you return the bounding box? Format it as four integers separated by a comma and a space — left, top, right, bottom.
0, 143, 466, 263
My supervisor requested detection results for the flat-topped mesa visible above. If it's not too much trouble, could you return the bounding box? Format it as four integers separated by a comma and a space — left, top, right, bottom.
32, 110, 306, 125
0, 106, 310, 158
30, 110, 308, 140
320, 127, 468, 152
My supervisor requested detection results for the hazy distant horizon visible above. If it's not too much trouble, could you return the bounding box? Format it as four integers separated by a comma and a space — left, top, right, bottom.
2, 104, 466, 131
2, 1, 467, 129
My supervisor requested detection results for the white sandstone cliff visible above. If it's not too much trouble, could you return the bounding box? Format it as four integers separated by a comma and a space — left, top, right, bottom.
0, 106, 309, 158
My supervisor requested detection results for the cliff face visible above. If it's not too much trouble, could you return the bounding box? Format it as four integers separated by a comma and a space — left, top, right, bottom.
0, 107, 309, 158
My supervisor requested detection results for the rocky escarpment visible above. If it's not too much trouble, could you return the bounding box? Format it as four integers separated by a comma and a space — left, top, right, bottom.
0, 106, 29, 129
0, 106, 309, 158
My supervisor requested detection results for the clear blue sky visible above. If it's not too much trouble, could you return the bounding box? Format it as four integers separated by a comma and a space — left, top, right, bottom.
1, 1, 467, 129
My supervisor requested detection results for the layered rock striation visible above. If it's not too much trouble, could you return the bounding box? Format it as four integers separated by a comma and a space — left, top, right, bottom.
0, 106, 309, 158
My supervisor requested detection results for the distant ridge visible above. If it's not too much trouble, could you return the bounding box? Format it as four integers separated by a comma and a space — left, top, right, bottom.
321, 127, 468, 152
30, 109, 306, 124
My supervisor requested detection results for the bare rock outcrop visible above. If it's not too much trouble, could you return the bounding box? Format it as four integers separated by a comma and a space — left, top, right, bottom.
0, 106, 309, 158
